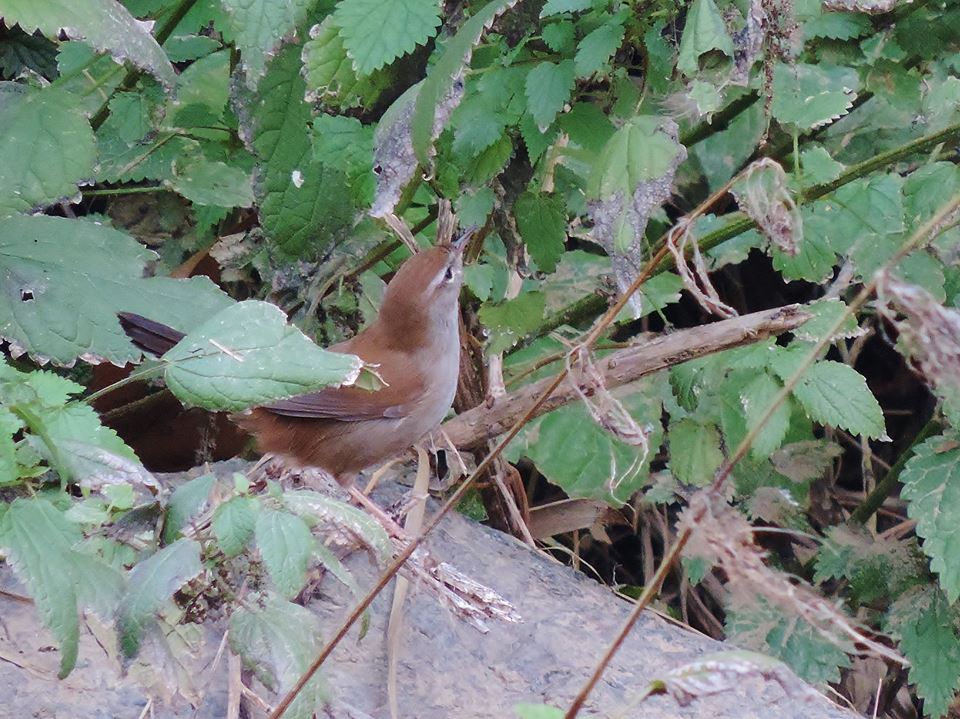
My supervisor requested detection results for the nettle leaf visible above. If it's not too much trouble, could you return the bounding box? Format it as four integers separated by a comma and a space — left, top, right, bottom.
302, 17, 390, 110
514, 192, 566, 272
668, 418, 724, 486
901, 432, 960, 602
0, 497, 123, 677
771, 62, 859, 130
249, 44, 357, 257
726, 596, 851, 685
311, 114, 375, 205
118, 538, 203, 657
525, 59, 575, 131
333, 0, 441, 75
787, 360, 886, 440
2, 0, 176, 89
161, 300, 364, 412
283, 489, 391, 559
888, 586, 960, 719
166, 157, 254, 208
229, 593, 325, 719
162, 473, 215, 543
574, 19, 625, 78
587, 115, 685, 199
515, 705, 565, 719
539, 0, 591, 16
542, 21, 575, 53
677, 0, 734, 76
478, 291, 546, 353
410, 0, 519, 167
212, 495, 258, 557
792, 299, 860, 343
514, 382, 665, 505
255, 508, 315, 598
0, 214, 232, 366
0, 84, 95, 217
220, 0, 312, 86
740, 371, 791, 458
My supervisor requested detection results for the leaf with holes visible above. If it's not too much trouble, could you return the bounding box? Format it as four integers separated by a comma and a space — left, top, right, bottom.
302, 17, 391, 110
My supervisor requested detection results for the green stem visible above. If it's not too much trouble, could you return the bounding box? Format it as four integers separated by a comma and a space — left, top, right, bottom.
83, 364, 166, 405
82, 185, 166, 197
848, 418, 942, 525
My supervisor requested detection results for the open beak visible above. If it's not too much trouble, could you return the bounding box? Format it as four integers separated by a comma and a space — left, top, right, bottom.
450, 226, 477, 254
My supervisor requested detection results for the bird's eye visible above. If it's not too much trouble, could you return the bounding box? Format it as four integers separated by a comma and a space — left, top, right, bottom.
442, 266, 455, 282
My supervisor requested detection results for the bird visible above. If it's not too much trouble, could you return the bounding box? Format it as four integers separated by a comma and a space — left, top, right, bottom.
118, 228, 470, 530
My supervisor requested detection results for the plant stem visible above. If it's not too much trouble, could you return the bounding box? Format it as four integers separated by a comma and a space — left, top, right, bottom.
82, 185, 166, 197
848, 417, 942, 525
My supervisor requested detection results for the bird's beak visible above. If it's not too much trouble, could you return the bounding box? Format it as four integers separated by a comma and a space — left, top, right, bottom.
450, 226, 477, 254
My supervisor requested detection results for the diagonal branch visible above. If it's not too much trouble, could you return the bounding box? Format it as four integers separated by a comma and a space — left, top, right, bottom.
442, 304, 812, 450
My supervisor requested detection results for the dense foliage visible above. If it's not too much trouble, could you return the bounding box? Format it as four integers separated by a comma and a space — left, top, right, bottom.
0, 0, 959, 716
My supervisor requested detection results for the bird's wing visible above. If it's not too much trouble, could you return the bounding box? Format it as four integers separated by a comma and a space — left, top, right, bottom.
263, 348, 426, 421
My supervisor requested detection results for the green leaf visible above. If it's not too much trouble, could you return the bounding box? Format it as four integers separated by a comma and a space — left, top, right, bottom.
411, 0, 517, 164
0, 498, 81, 677
0, 214, 232, 365
166, 157, 254, 208
220, 0, 313, 86
792, 299, 860, 343
888, 586, 960, 719
333, 0, 441, 75
478, 291, 546, 353
542, 21, 575, 53
677, 0, 734, 76
0, 84, 95, 217
771, 62, 859, 130
539, 0, 591, 16
668, 418, 724, 486
0, 407, 19, 483
212, 495, 258, 557
229, 593, 325, 719
788, 360, 886, 440
800, 146, 844, 186
587, 115, 685, 198
2, 0, 176, 88
901, 433, 960, 602
250, 44, 357, 258
726, 596, 851, 685
804, 12, 871, 41
255, 508, 315, 598
163, 473, 215, 543
740, 372, 791, 458
161, 300, 364, 412
516, 382, 664, 505
311, 114, 375, 205
524, 59, 575, 131
514, 192, 566, 272
575, 20, 625, 77
515, 705, 564, 719
118, 538, 203, 657
283, 489, 391, 559
302, 17, 389, 110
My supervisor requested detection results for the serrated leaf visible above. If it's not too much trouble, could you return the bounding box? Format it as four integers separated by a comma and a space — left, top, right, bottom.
283, 489, 391, 559
118, 538, 202, 657
249, 44, 357, 257
793, 299, 860, 343
524, 59, 575, 131
255, 508, 315, 598
542, 21, 575, 52
302, 17, 389, 110
220, 0, 312, 86
166, 157, 254, 208
311, 114, 375, 205
771, 62, 859, 130
677, 0, 734, 76
668, 418, 724, 486
212, 495, 258, 557
333, 0, 441, 75
901, 432, 960, 602
804, 12, 871, 41
515, 383, 664, 505
163, 473, 215, 543
514, 192, 566, 272
410, 0, 518, 166
574, 20, 625, 77
0, 84, 95, 217
2, 0, 176, 88
888, 586, 960, 719
229, 593, 325, 719
539, 0, 591, 16
788, 360, 886, 440
587, 115, 685, 198
740, 372, 791, 458
800, 146, 844, 185
0, 215, 232, 366
726, 596, 851, 685
161, 300, 363, 412
478, 291, 546, 353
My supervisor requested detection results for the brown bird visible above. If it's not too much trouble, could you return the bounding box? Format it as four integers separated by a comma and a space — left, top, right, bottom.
118, 230, 469, 524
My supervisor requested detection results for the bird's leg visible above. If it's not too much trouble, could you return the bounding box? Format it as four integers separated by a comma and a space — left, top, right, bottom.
347, 484, 408, 540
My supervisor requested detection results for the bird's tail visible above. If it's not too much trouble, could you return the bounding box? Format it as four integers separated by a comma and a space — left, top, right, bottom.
117, 312, 186, 357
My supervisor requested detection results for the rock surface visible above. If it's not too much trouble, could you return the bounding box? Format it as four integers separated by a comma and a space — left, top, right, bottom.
0, 462, 857, 718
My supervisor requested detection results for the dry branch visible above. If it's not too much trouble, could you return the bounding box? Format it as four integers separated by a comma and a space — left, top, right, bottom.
443, 304, 811, 449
